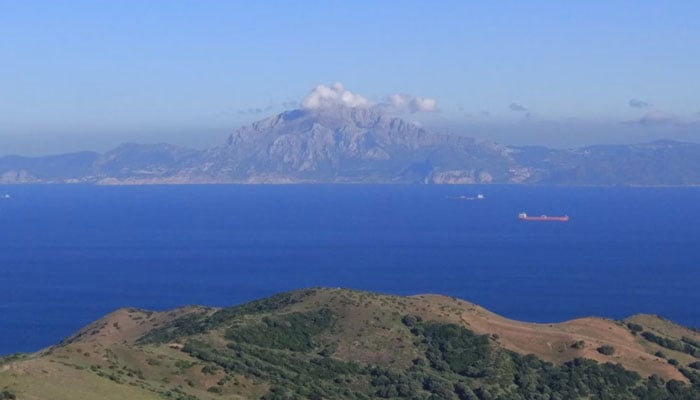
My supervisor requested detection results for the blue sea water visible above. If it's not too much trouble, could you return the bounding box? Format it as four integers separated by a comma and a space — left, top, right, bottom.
1, 184, 699, 355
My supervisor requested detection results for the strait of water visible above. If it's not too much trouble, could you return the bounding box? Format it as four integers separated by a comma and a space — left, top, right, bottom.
1, 185, 699, 355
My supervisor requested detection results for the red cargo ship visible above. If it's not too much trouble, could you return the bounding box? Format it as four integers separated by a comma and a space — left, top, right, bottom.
518, 212, 569, 222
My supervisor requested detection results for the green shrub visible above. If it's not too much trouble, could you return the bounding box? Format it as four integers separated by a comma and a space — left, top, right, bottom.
417, 322, 492, 377
201, 365, 219, 375
571, 340, 585, 349
224, 309, 335, 352
0, 390, 16, 400
641, 332, 700, 356
401, 315, 422, 328
627, 323, 644, 334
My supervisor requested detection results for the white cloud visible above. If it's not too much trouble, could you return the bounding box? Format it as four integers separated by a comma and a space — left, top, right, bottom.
410, 97, 437, 113
387, 93, 411, 109
384, 93, 437, 113
301, 82, 369, 110
300, 82, 437, 113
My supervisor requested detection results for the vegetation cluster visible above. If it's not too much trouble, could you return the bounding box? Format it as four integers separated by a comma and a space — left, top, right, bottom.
165, 307, 700, 399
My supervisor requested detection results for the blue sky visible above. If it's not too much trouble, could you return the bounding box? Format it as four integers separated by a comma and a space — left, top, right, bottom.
1, 1, 699, 155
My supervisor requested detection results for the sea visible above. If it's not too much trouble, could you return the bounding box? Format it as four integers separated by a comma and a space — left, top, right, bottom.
1, 184, 699, 355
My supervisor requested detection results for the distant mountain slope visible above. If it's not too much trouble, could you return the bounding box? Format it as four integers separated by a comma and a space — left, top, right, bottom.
92, 143, 204, 184
0, 151, 99, 183
513, 140, 700, 185
1, 108, 700, 185
2, 288, 700, 399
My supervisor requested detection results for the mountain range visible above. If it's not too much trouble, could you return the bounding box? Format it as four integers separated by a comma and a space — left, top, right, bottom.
2, 288, 700, 399
2, 107, 700, 185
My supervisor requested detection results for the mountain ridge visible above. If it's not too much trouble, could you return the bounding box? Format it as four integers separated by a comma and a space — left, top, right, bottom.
2, 108, 700, 185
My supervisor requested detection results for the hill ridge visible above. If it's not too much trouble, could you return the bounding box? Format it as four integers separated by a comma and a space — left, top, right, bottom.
3, 287, 700, 399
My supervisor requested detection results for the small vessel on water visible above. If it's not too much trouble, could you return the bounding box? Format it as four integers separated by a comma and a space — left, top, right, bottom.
448, 193, 485, 201
518, 212, 569, 222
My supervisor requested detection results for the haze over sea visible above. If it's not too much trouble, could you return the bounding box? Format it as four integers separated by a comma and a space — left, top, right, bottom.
1, 185, 699, 355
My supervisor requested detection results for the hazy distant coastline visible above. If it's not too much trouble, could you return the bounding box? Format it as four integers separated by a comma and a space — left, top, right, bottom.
2, 108, 700, 186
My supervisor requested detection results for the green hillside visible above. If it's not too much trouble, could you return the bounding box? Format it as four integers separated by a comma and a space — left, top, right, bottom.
2, 288, 700, 399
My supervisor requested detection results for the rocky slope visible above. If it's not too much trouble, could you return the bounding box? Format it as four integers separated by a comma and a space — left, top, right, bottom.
192, 107, 518, 184
2, 288, 700, 399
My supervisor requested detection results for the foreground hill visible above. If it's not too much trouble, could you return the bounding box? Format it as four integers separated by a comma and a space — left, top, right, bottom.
2, 288, 700, 399
2, 108, 700, 185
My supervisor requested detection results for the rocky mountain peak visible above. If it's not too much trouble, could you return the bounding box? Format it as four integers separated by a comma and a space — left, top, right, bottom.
227, 106, 422, 146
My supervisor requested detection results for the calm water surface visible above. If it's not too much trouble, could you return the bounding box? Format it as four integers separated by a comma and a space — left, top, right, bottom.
1, 185, 699, 355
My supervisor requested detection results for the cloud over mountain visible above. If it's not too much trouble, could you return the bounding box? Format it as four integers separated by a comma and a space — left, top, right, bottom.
383, 93, 437, 113
301, 83, 370, 110
300, 82, 437, 114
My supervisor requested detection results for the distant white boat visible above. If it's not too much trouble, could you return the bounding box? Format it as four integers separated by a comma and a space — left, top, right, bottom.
1, 194, 9, 199
448, 193, 485, 201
